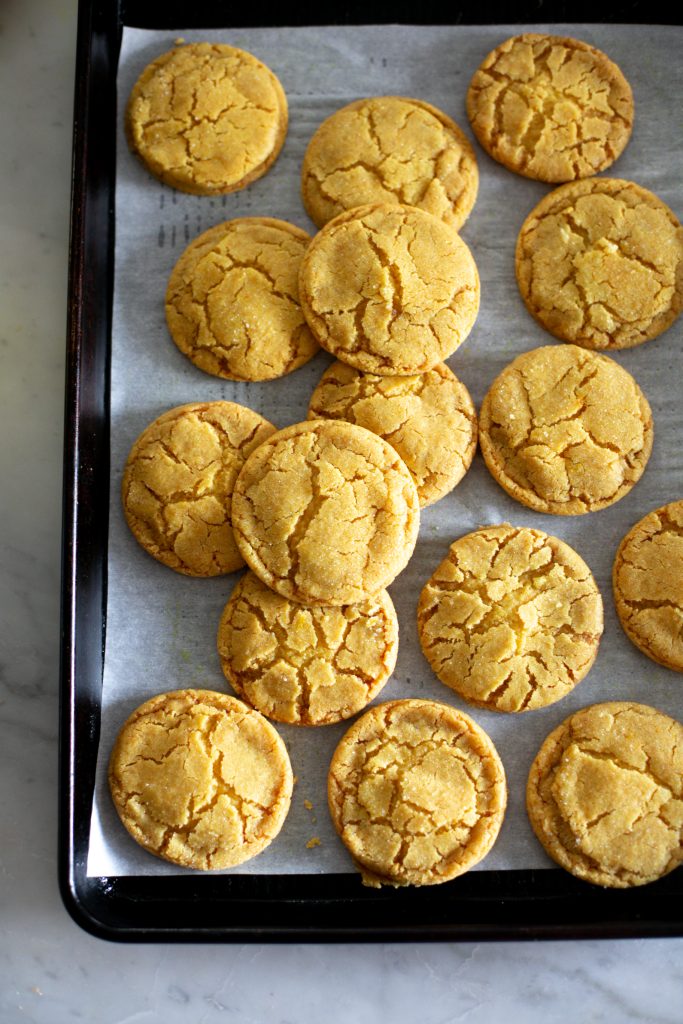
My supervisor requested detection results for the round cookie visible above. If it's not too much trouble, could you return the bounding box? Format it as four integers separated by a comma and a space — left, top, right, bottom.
166, 218, 319, 382
307, 360, 477, 507
328, 699, 507, 887
418, 525, 603, 712
516, 179, 683, 351
613, 500, 683, 671
527, 701, 683, 888
298, 203, 480, 376
217, 572, 399, 725
466, 33, 633, 182
478, 344, 653, 515
125, 43, 288, 195
232, 419, 420, 606
122, 401, 275, 576
301, 95, 478, 231
109, 689, 293, 870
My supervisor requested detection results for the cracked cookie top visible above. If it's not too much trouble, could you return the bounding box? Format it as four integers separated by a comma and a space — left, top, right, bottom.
418, 525, 603, 712
527, 701, 683, 887
307, 360, 477, 507
166, 218, 319, 381
108, 689, 293, 870
328, 699, 506, 887
298, 203, 480, 376
232, 420, 420, 606
122, 402, 275, 576
217, 572, 399, 725
466, 34, 633, 182
125, 43, 288, 195
479, 345, 653, 515
516, 178, 683, 350
301, 96, 478, 231
613, 500, 683, 671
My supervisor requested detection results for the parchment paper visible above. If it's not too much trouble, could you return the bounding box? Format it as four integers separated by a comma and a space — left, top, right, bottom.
87, 23, 683, 876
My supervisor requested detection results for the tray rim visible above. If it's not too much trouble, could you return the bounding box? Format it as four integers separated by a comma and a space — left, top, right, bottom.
60, 0, 683, 942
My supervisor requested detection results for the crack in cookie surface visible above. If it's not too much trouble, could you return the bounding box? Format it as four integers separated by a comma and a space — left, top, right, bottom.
232, 420, 420, 605
122, 401, 275, 576
516, 179, 683, 350
466, 34, 633, 182
328, 699, 506, 886
418, 525, 603, 712
217, 572, 399, 724
478, 344, 653, 515
526, 702, 683, 887
307, 360, 477, 507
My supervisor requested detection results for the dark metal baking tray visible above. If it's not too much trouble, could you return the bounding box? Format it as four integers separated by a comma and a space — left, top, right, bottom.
60, 0, 683, 941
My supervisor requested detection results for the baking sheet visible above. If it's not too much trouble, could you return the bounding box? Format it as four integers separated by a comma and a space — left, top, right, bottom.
87, 23, 683, 877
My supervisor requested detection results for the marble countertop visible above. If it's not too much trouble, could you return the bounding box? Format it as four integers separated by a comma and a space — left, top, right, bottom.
0, 1, 681, 1020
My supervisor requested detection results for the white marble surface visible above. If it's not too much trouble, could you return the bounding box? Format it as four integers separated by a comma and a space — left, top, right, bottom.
0, 1, 682, 1021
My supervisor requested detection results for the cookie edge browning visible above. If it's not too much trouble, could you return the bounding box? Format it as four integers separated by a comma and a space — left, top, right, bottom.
125, 43, 289, 196
327, 698, 507, 887
108, 688, 294, 870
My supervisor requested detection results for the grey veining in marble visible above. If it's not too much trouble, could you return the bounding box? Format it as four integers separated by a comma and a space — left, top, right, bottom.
0, 1, 682, 1021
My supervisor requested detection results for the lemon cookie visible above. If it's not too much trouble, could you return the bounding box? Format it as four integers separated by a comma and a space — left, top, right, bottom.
328, 699, 506, 887
217, 572, 399, 724
122, 401, 275, 576
299, 203, 480, 376
479, 345, 653, 515
307, 361, 477, 507
466, 34, 633, 182
125, 43, 288, 195
232, 419, 420, 606
109, 689, 293, 870
516, 179, 683, 351
613, 500, 683, 671
166, 218, 319, 382
527, 702, 683, 887
301, 96, 478, 230
418, 525, 603, 712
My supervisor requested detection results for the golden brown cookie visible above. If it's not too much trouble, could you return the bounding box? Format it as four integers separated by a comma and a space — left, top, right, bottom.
527, 701, 683, 887
613, 500, 683, 671
122, 402, 275, 576
466, 34, 633, 182
301, 96, 478, 230
217, 572, 399, 724
109, 689, 293, 870
232, 419, 420, 606
478, 345, 653, 515
418, 525, 603, 712
299, 203, 480, 376
307, 360, 477, 507
125, 43, 288, 195
328, 699, 506, 887
166, 218, 319, 382
516, 179, 683, 350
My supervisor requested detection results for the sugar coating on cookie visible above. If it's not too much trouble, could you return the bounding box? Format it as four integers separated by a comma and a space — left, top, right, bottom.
122, 402, 275, 576
109, 689, 293, 870
166, 218, 319, 381
232, 420, 420, 606
307, 360, 477, 507
516, 179, 683, 351
328, 699, 506, 887
301, 96, 478, 230
613, 500, 683, 671
466, 34, 633, 182
217, 572, 399, 724
479, 345, 653, 515
527, 701, 683, 887
126, 43, 288, 195
299, 203, 480, 376
418, 525, 603, 712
